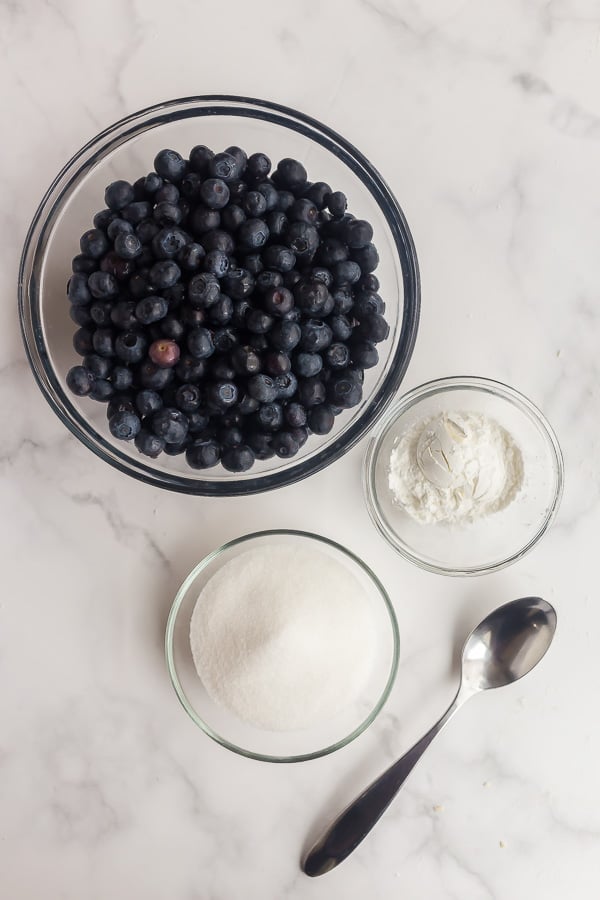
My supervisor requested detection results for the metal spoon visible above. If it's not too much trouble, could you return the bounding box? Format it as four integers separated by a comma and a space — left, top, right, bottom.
303, 596, 557, 877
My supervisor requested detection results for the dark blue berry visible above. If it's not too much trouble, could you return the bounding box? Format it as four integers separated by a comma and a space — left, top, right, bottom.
329, 314, 353, 342
275, 190, 295, 212
327, 372, 363, 408
189, 145, 214, 174
247, 152, 271, 181
206, 381, 238, 409
208, 151, 240, 182
144, 172, 163, 194
304, 182, 331, 209
83, 354, 111, 379
187, 410, 210, 434
293, 352, 322, 378
265, 351, 291, 377
177, 242, 205, 272
247, 374, 278, 403
221, 445, 255, 472
154, 148, 186, 183
201, 230, 235, 253
68, 274, 92, 306
104, 180, 134, 211
262, 244, 296, 272
293, 279, 329, 315
269, 320, 302, 352
66, 365, 93, 396
222, 268, 254, 300
115, 331, 147, 363
325, 342, 351, 369
274, 371, 298, 400
308, 404, 335, 435
344, 219, 374, 249
256, 402, 284, 432
153, 201, 183, 227
356, 313, 390, 343
93, 209, 116, 231
107, 218, 134, 241
88, 271, 118, 300
284, 402, 307, 428
200, 178, 230, 209
151, 407, 188, 444
135, 295, 168, 325
297, 377, 326, 407
351, 242, 379, 273
190, 205, 221, 235
180, 172, 203, 200
152, 227, 190, 259
136, 389, 163, 417
327, 191, 347, 217
91, 327, 114, 357
89, 379, 114, 402
109, 410, 141, 440
135, 429, 165, 458
212, 327, 239, 353
232, 345, 261, 375
274, 158, 307, 190
237, 218, 269, 250
175, 383, 201, 413
136, 220, 160, 245
204, 249, 230, 278
290, 198, 318, 225
333, 260, 362, 285
71, 254, 97, 275
243, 253, 263, 275
271, 431, 300, 458
175, 355, 207, 383
186, 327, 214, 360
256, 182, 278, 211
70, 305, 92, 326
218, 425, 244, 448
138, 360, 174, 390
351, 340, 379, 368
80, 229, 108, 259
122, 201, 152, 225
221, 204, 246, 231
246, 309, 273, 334
107, 395, 135, 418
210, 357, 236, 381
300, 319, 333, 352
242, 191, 267, 217
110, 301, 137, 330
110, 366, 133, 391
247, 432, 274, 460
188, 272, 220, 308
156, 184, 180, 204
256, 270, 284, 293
207, 294, 233, 326
148, 260, 181, 290
261, 286, 293, 317
186, 438, 220, 468
285, 222, 319, 260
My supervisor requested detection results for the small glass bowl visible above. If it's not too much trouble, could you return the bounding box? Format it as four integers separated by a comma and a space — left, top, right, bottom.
165, 530, 400, 762
19, 95, 419, 496
363, 377, 564, 576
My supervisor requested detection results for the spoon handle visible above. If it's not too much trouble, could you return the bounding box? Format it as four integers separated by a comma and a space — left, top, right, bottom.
303, 698, 460, 877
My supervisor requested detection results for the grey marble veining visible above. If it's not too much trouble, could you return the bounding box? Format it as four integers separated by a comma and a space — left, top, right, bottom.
2, 1, 600, 897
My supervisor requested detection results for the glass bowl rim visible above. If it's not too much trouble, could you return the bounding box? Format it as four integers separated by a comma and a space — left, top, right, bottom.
363, 375, 564, 577
18, 94, 420, 496
164, 528, 400, 763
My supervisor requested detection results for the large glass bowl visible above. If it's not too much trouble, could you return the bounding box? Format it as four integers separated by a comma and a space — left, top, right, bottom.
165, 530, 400, 762
363, 377, 564, 576
19, 95, 419, 495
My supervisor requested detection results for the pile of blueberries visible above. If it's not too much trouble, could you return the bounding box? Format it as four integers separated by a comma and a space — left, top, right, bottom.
66, 145, 389, 473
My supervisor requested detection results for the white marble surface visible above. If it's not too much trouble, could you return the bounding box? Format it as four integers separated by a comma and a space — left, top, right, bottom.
2, 1, 600, 897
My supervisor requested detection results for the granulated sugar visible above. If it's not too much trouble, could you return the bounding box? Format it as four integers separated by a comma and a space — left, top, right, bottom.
189, 544, 377, 731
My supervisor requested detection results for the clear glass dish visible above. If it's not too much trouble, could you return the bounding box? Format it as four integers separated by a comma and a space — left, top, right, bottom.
165, 530, 400, 762
363, 377, 564, 576
19, 95, 419, 495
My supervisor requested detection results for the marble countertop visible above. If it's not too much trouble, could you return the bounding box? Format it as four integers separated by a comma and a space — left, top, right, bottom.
2, 1, 600, 897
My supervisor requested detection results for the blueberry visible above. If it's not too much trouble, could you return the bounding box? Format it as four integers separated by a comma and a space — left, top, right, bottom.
84, 272, 115, 302
238, 218, 269, 250
70, 305, 93, 327
201, 230, 235, 254
68, 273, 92, 306
247, 374, 278, 403
333, 260, 362, 285
135, 389, 163, 417
209, 327, 236, 354
135, 295, 168, 325
226, 178, 247, 204
89, 379, 114, 402
262, 245, 296, 273
209, 357, 236, 381
109, 410, 141, 441
236, 392, 260, 416
248, 333, 269, 352
221, 445, 255, 472
256, 270, 284, 293
261, 286, 293, 317
289, 198, 318, 225
265, 210, 287, 239
353, 291, 385, 319
242, 191, 267, 218
256, 402, 283, 432
188, 272, 220, 308
293, 279, 329, 315
143, 172, 163, 194
80, 229, 108, 259
151, 407, 188, 444
284, 402, 307, 428
300, 319, 333, 352
136, 220, 160, 245
90, 327, 114, 357
104, 180, 134, 211
297, 377, 326, 407
138, 360, 174, 390
289, 426, 309, 449
93, 209, 116, 231
274, 158, 307, 190
221, 268, 254, 300
189, 145, 214, 174
243, 253, 263, 275
71, 254, 97, 275
176, 242, 205, 272
274, 371, 298, 400
83, 353, 112, 379
186, 438, 220, 469
327, 372, 363, 408
208, 151, 240, 182
293, 352, 323, 378
175, 383, 201, 413
204, 249, 230, 278
206, 381, 238, 409
180, 172, 203, 200
112, 232, 142, 261
327, 191, 347, 217
122, 201, 152, 225
111, 300, 137, 330
232, 345, 261, 376
66, 365, 93, 396
324, 342, 351, 369
148, 260, 181, 290
107, 395, 135, 418
330, 286, 353, 315
246, 309, 274, 334
153, 201, 183, 228
285, 222, 319, 260
351, 340, 379, 368
152, 226, 190, 259
351, 242, 379, 273
110, 366, 133, 391
114, 331, 147, 364
220, 204, 246, 232
310, 266, 333, 289
308, 404, 335, 435
224, 145, 247, 172
181, 306, 206, 328
361, 273, 380, 292
217, 425, 244, 448
186, 325, 215, 360
265, 351, 291, 377
207, 294, 234, 326
271, 431, 300, 458
343, 219, 373, 249
175, 355, 207, 383
356, 313, 390, 343
269, 320, 302, 352
135, 429, 165, 458
247, 152, 271, 181
107, 218, 134, 241
283, 269, 302, 289
200, 178, 230, 210
255, 180, 277, 209
318, 238, 348, 267
275, 190, 295, 212
247, 431, 274, 460
187, 410, 210, 434
154, 148, 186, 183
99, 251, 135, 281
190, 205, 221, 235
303, 181, 331, 209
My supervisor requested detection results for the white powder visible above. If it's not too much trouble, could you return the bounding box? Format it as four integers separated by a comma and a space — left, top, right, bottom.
189, 545, 377, 731
388, 411, 523, 524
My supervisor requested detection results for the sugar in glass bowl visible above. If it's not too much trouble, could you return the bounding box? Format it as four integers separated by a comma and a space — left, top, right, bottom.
19, 95, 420, 495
